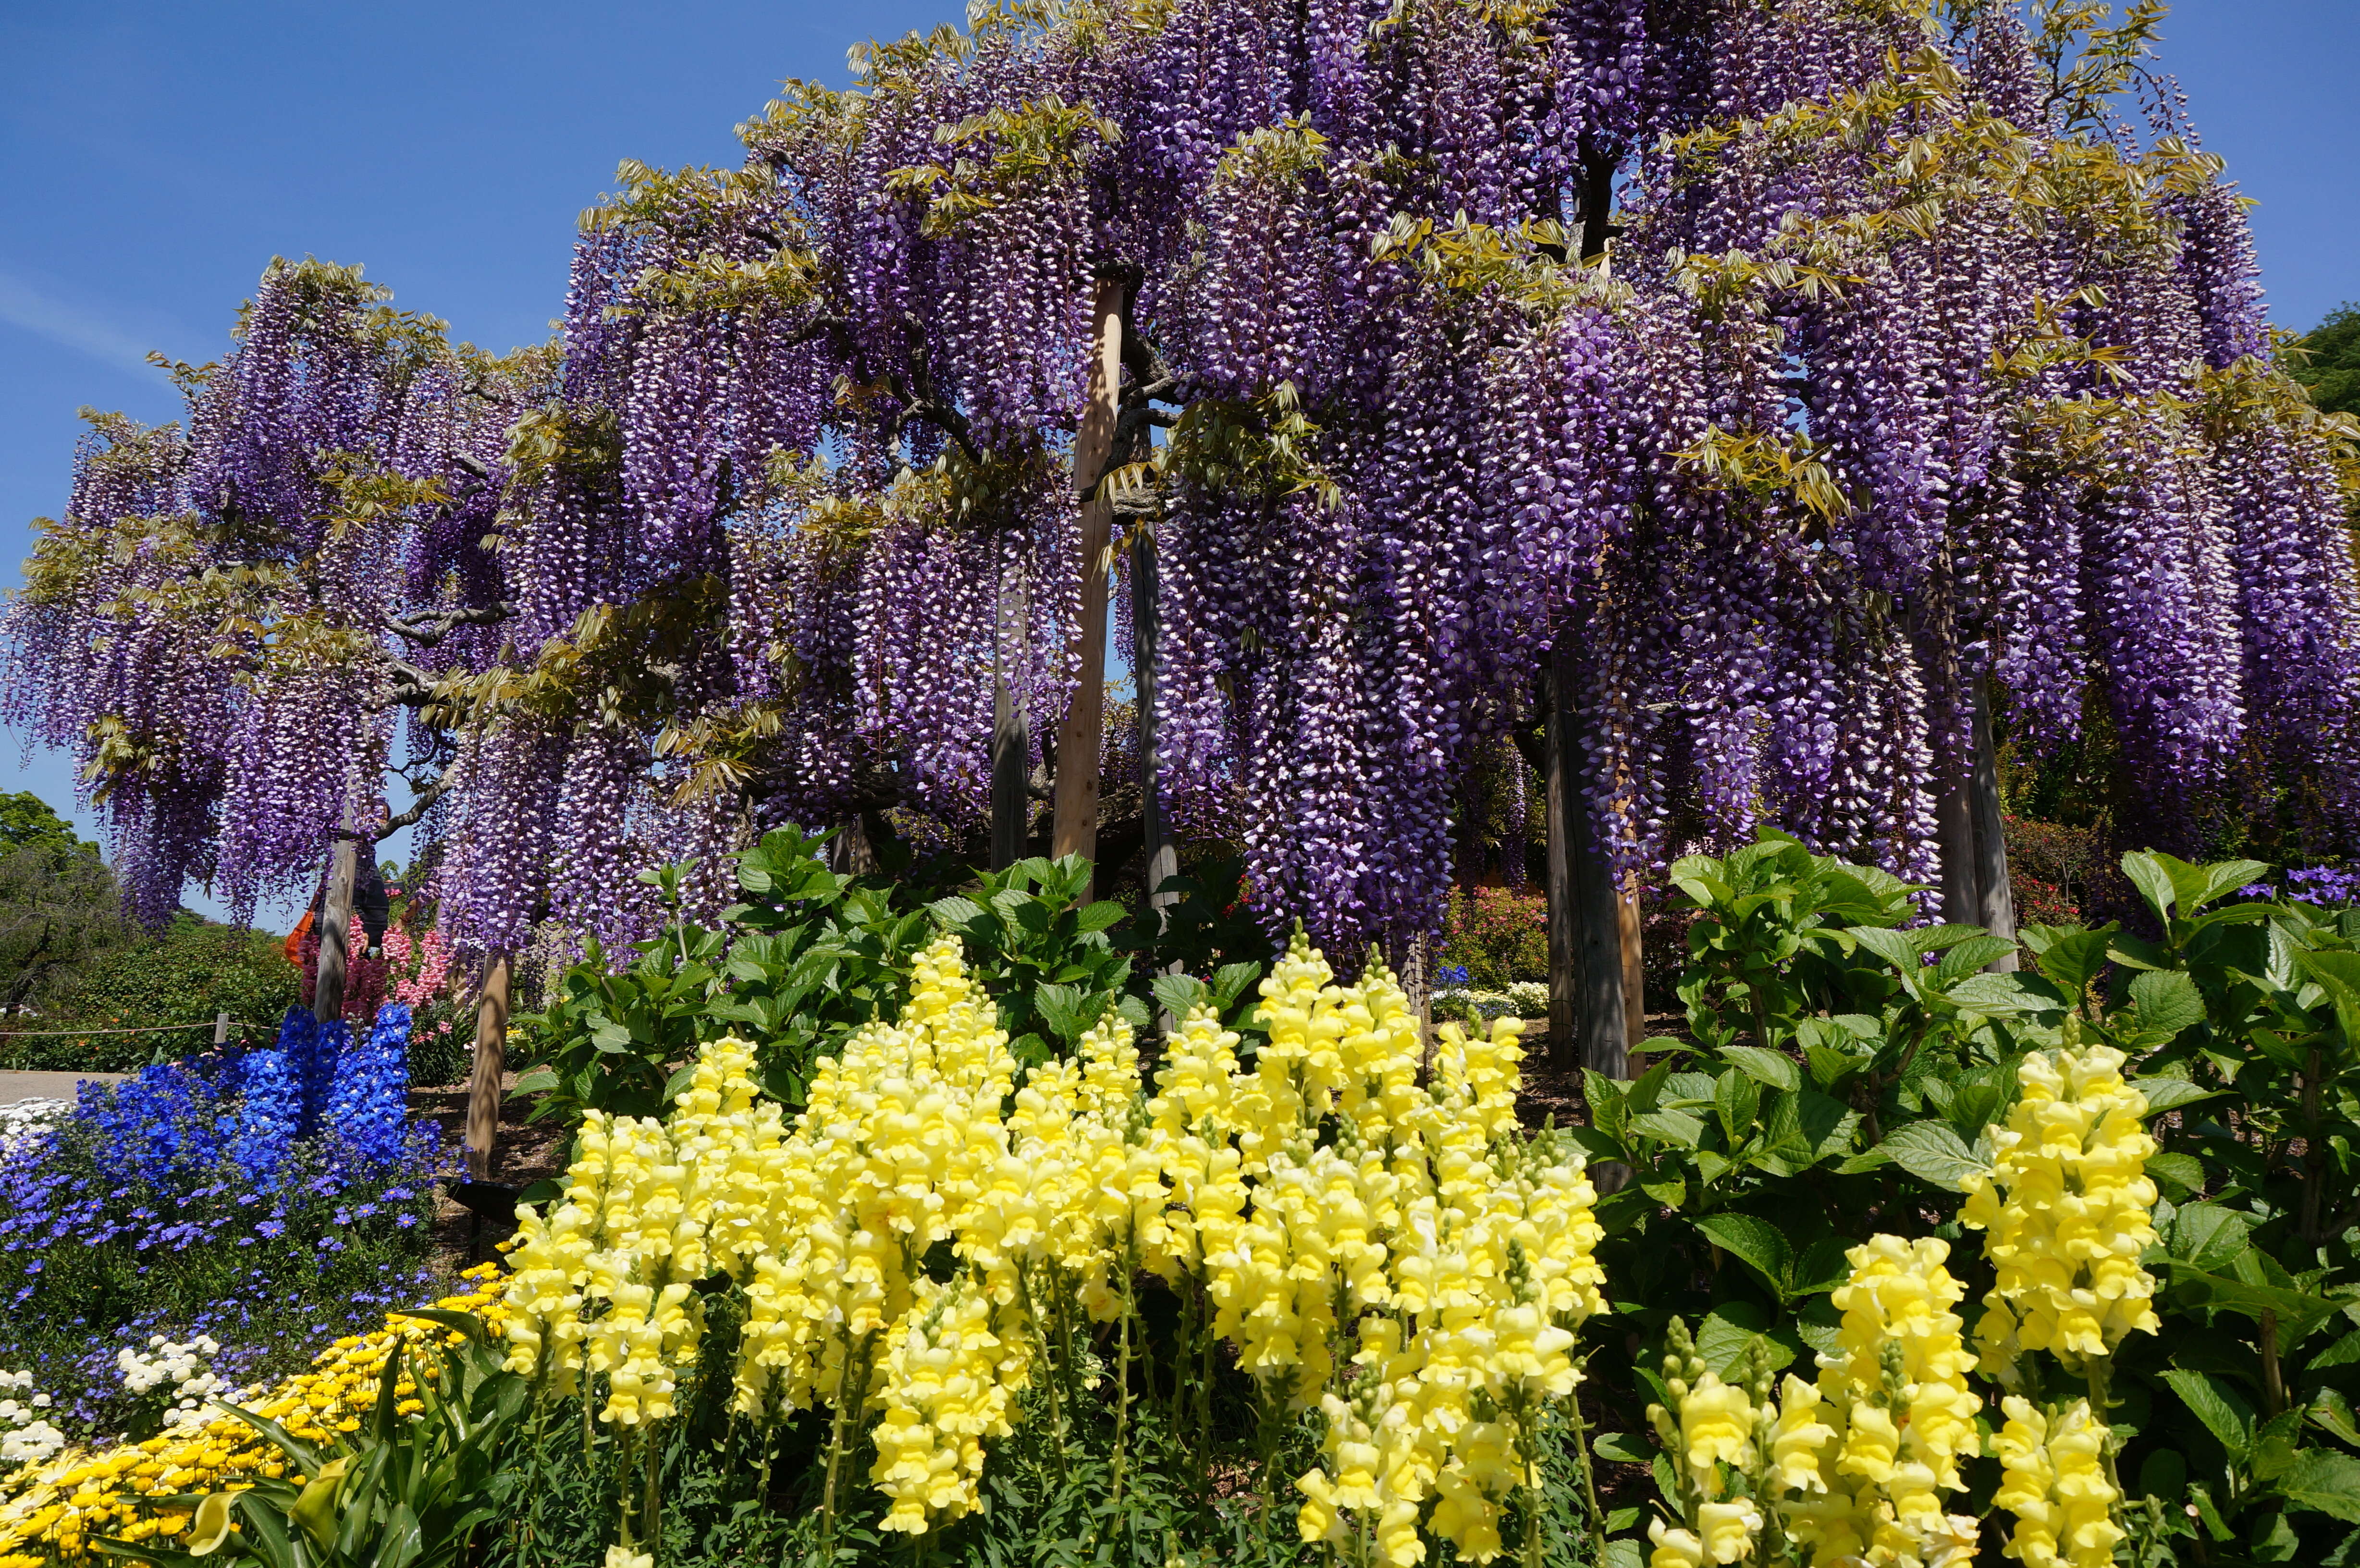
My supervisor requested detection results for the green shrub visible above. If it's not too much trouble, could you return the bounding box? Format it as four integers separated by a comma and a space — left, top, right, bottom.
3, 915, 302, 1070
1568, 833, 2360, 1563
1439, 882, 1547, 991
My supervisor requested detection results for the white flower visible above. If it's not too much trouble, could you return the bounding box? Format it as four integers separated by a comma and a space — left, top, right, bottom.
0, 1098, 70, 1155
0, 1418, 64, 1467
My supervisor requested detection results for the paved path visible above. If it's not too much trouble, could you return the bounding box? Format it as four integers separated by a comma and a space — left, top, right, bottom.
0, 1070, 125, 1105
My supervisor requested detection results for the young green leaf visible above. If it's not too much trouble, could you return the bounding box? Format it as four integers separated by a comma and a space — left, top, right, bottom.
1690, 1213, 1794, 1298
2126, 969, 2205, 1042
2122, 851, 2178, 922
1875, 1122, 1989, 1192
1719, 1045, 1801, 1092
2278, 1448, 2360, 1521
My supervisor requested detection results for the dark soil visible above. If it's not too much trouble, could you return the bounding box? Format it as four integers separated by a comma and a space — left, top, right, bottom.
1513, 1012, 1693, 1129
407, 1073, 572, 1274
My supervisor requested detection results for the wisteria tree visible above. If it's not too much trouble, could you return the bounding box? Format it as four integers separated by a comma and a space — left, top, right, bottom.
14, 0, 2360, 1077
4, 260, 543, 934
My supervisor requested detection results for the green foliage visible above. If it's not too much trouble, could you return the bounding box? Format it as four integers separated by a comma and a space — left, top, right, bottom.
1666, 829, 1927, 1054
1439, 883, 1548, 991
923, 854, 1146, 1062
706, 823, 937, 1101
2292, 302, 2360, 418
7, 915, 302, 1070
0, 841, 133, 1017
0, 789, 96, 856
1567, 831, 2360, 1563
518, 826, 1286, 1129
1127, 847, 1275, 1038
513, 864, 738, 1132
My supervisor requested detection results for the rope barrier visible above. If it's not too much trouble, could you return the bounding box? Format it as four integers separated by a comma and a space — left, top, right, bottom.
0, 1021, 255, 1040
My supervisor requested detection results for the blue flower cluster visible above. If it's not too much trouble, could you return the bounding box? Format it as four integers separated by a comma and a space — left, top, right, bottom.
229, 1044, 301, 1179
0, 1002, 448, 1445
323, 1002, 414, 1168
1436, 963, 1472, 987
2289, 866, 2360, 907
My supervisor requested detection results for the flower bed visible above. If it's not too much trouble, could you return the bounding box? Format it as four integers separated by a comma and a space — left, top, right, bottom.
8, 838, 2360, 1564
0, 1005, 448, 1448
0, 1266, 505, 1562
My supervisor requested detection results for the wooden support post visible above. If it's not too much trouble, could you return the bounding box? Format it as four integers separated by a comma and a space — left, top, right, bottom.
213, 1010, 230, 1048
1392, 929, 1434, 1077
1934, 767, 1979, 929
991, 555, 1031, 873
465, 950, 511, 1181
1133, 528, 1180, 934
312, 833, 359, 1026
1546, 632, 1628, 1078
1050, 274, 1130, 895
1969, 678, 2019, 970
830, 815, 876, 876
1619, 873, 1646, 1052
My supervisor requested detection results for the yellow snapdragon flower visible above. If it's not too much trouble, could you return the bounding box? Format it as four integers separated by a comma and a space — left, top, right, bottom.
1993, 1397, 2122, 1568
1961, 1037, 2161, 1380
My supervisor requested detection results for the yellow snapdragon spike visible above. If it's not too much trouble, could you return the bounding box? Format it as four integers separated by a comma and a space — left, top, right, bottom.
1993, 1397, 2123, 1568
1819, 1236, 1981, 1494
493, 931, 1614, 1558
1961, 1037, 2161, 1381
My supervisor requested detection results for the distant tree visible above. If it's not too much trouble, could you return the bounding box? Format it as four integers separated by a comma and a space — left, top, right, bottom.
0, 794, 130, 1013
2292, 304, 2360, 417
0, 790, 96, 857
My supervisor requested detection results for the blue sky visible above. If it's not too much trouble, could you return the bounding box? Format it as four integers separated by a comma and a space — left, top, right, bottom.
3, 0, 2353, 926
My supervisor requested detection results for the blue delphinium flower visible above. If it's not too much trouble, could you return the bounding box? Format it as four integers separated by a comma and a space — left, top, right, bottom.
1436, 964, 1472, 987
325, 1004, 412, 1168
227, 1049, 299, 1180
278, 1008, 338, 1136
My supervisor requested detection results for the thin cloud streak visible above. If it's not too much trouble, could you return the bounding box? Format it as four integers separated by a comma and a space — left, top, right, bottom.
0, 266, 174, 378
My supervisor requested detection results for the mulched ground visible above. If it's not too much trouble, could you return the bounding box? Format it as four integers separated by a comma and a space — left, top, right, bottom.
1513, 1012, 1693, 1129
408, 1074, 572, 1272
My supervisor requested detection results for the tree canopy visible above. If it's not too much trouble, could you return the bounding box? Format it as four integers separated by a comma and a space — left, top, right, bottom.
9, 0, 2359, 961
0, 792, 129, 1014
2293, 302, 2360, 418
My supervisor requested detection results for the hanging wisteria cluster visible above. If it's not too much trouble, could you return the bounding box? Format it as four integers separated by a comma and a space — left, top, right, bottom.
13, 0, 2360, 962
